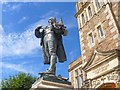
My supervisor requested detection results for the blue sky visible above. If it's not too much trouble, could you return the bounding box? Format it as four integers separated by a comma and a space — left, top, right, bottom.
1, 2, 81, 80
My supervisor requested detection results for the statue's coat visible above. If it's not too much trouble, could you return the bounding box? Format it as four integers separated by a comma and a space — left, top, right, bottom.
35, 25, 67, 64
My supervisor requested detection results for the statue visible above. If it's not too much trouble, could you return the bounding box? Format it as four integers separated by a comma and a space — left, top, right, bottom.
35, 17, 68, 75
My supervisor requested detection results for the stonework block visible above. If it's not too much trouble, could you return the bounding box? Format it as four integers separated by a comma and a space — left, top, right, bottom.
80, 31, 83, 36
82, 50, 85, 54
81, 43, 85, 48
113, 34, 118, 39
109, 20, 114, 26
104, 9, 108, 14
118, 34, 120, 40
106, 15, 110, 20
110, 27, 117, 33
30, 75, 73, 90
80, 36, 84, 41
83, 56, 86, 60
111, 31, 117, 37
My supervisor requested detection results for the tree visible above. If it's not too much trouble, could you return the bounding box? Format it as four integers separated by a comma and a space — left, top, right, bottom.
1, 72, 36, 90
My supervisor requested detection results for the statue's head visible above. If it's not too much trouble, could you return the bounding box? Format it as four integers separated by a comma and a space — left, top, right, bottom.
48, 17, 56, 24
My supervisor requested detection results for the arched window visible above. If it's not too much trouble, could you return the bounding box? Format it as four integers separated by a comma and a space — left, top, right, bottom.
88, 6, 93, 18
94, 0, 105, 11
97, 25, 104, 39
88, 33, 94, 45
95, 0, 101, 10
81, 13, 85, 25
75, 69, 83, 89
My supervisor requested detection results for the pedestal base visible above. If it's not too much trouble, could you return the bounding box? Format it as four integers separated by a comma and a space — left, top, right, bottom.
30, 74, 73, 90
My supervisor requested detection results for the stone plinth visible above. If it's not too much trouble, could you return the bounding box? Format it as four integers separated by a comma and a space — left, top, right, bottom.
30, 74, 73, 90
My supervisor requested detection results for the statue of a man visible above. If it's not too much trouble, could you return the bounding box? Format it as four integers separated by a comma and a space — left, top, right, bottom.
35, 17, 68, 75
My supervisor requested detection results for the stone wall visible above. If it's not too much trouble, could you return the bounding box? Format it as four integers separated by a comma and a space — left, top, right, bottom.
69, 1, 120, 88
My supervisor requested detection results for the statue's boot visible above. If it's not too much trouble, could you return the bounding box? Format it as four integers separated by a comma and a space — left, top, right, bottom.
45, 69, 55, 75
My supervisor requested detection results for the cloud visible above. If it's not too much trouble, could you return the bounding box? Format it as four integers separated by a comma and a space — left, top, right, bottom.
28, 10, 76, 30
1, 10, 60, 58
68, 49, 79, 61
0, 25, 3, 58
1, 60, 45, 76
2, 26, 40, 57
18, 16, 28, 24
0, 25, 4, 36
11, 4, 21, 10
28, 10, 60, 29
1, 9, 75, 58
2, 3, 22, 12
2, 11, 75, 58
66, 22, 77, 30
1, 62, 34, 74
41, 10, 60, 19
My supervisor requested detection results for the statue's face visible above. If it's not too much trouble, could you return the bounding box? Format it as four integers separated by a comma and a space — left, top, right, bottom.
48, 19, 53, 24
48, 17, 56, 25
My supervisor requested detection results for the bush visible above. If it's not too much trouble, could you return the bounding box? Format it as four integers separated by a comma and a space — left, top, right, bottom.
1, 72, 36, 90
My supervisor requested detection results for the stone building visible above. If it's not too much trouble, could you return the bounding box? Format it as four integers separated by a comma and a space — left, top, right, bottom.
69, 0, 120, 89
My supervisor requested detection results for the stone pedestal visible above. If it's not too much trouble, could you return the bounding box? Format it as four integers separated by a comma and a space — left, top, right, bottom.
30, 74, 73, 90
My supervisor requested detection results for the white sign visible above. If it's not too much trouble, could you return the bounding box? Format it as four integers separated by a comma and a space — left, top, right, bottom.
87, 58, 119, 79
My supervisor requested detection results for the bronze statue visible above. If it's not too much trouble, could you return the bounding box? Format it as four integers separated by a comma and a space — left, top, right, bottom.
35, 17, 68, 75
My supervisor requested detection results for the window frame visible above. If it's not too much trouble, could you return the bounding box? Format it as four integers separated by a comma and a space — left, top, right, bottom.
81, 13, 86, 25
95, 24, 105, 42
95, 0, 101, 10
97, 26, 104, 38
93, 0, 105, 13
88, 6, 92, 17
74, 68, 83, 89
80, 10, 87, 27
87, 5, 93, 20
87, 31, 95, 48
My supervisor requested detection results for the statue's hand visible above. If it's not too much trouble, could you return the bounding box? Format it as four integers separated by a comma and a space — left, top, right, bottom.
37, 26, 42, 30
63, 30, 68, 36
35, 26, 43, 38
35, 26, 42, 31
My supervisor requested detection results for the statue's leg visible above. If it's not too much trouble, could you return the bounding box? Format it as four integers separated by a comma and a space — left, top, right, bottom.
47, 40, 57, 75
43, 38, 50, 64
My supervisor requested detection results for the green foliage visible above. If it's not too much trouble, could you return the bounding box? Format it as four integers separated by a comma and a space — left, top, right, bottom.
1, 72, 36, 90
116, 83, 120, 90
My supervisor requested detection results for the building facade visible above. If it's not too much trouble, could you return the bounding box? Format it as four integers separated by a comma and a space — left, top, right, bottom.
69, 0, 120, 89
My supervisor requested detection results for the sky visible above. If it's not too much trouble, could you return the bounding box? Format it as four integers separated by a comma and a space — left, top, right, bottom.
1, 2, 81, 80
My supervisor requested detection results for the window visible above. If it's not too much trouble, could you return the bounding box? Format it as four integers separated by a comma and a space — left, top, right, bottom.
81, 13, 85, 25
75, 69, 83, 89
94, 0, 105, 11
76, 77, 80, 89
95, 0, 101, 10
75, 70, 79, 76
97, 25, 104, 39
88, 6, 93, 18
76, 76, 83, 89
88, 33, 95, 46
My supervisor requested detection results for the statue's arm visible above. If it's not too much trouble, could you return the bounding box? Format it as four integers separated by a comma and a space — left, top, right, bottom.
53, 24, 68, 36
35, 26, 42, 38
